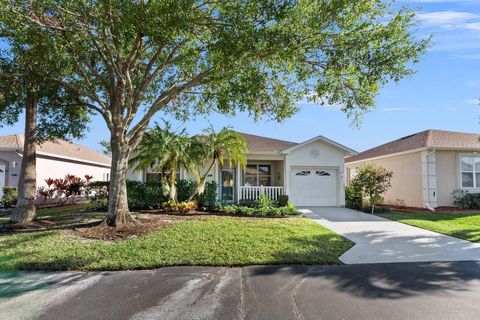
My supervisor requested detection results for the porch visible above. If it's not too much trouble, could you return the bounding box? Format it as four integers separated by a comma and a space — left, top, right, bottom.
219, 160, 286, 203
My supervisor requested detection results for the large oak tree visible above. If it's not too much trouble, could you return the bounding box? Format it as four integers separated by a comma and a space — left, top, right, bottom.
0, 0, 428, 226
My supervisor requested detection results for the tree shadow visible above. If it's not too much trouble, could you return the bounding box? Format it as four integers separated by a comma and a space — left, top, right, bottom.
259, 232, 480, 299
0, 271, 95, 298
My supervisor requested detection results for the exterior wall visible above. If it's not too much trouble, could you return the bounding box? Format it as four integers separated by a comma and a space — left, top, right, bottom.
346, 151, 424, 208
285, 140, 347, 206
435, 150, 461, 207
0, 151, 23, 187
36, 155, 110, 187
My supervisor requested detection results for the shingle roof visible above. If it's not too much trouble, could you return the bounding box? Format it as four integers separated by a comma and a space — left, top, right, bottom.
238, 132, 298, 153
346, 129, 480, 163
0, 134, 111, 166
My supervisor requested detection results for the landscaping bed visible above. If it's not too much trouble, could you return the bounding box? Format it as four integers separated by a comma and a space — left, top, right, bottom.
0, 204, 351, 271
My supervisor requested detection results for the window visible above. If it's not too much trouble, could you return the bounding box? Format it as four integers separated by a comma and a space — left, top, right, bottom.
103, 172, 110, 181
460, 156, 480, 188
316, 171, 330, 176
244, 164, 271, 186
146, 171, 180, 183
146, 173, 162, 183
295, 170, 311, 176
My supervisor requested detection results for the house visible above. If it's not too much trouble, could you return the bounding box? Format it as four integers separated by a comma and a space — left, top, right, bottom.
345, 129, 480, 209
127, 132, 356, 206
0, 134, 111, 198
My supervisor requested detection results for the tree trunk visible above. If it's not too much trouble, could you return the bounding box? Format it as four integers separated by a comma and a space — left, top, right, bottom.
107, 135, 135, 226
10, 94, 37, 223
167, 170, 177, 202
188, 159, 216, 202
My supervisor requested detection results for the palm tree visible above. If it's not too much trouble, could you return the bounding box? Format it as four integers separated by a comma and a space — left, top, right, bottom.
188, 127, 248, 201
129, 122, 194, 202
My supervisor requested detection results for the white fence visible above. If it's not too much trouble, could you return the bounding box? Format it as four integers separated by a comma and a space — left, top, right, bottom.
238, 186, 284, 202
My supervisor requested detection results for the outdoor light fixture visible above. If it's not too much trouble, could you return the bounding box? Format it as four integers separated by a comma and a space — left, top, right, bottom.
11, 161, 16, 168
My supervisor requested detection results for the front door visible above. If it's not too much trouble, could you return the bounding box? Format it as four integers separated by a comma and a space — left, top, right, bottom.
0, 164, 5, 199
221, 169, 235, 203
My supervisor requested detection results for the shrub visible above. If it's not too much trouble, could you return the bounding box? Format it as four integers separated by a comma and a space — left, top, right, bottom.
86, 181, 109, 210
85, 179, 217, 210
216, 203, 300, 216
278, 194, 289, 207
452, 189, 480, 209
162, 201, 198, 213
256, 194, 275, 209
126, 181, 165, 210
176, 179, 196, 202
350, 164, 393, 213
345, 185, 363, 209
37, 174, 93, 204
196, 181, 217, 207
1, 187, 18, 207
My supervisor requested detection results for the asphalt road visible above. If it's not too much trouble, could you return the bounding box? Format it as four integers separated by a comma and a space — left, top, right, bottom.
1, 261, 480, 320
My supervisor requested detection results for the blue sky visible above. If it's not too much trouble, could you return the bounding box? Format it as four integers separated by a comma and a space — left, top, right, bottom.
2, 0, 480, 153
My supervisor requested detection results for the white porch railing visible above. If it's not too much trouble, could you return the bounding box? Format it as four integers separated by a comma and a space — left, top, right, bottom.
238, 186, 284, 202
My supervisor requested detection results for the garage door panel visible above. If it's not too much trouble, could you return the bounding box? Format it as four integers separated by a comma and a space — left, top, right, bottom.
289, 168, 337, 206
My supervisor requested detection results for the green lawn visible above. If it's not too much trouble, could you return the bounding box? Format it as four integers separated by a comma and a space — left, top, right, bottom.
379, 211, 480, 243
0, 210, 351, 271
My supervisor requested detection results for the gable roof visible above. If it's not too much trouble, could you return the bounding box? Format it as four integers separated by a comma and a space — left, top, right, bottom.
346, 129, 480, 163
0, 134, 111, 166
281, 135, 357, 155
238, 132, 298, 153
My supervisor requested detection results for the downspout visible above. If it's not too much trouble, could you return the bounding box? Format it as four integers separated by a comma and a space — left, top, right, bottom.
425, 149, 436, 212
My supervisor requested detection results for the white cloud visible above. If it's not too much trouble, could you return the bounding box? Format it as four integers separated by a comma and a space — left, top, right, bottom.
463, 99, 480, 105
465, 22, 480, 30
451, 53, 480, 60
417, 11, 478, 26
381, 107, 418, 112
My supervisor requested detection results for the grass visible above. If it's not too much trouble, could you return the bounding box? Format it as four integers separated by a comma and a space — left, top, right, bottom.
0, 206, 351, 271
379, 211, 480, 243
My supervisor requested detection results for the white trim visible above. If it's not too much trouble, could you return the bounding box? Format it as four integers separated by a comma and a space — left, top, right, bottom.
457, 153, 480, 191
345, 147, 428, 166
282, 135, 357, 155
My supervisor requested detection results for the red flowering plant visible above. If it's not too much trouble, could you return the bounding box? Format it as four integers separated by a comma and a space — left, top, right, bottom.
36, 174, 94, 204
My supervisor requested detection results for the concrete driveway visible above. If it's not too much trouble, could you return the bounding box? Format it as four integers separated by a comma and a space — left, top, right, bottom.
301, 207, 480, 264
2, 262, 480, 320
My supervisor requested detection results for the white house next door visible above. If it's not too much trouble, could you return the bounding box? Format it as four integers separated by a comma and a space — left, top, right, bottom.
0, 164, 5, 199
289, 168, 337, 206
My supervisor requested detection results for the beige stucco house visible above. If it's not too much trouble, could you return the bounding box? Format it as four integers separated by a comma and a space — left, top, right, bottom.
0, 134, 111, 199
345, 129, 480, 209
127, 132, 356, 207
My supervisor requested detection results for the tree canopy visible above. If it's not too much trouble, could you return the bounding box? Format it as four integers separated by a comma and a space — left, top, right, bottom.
0, 0, 428, 226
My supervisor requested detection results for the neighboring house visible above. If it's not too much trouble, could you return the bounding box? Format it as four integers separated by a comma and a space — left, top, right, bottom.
345, 129, 480, 209
0, 134, 111, 198
127, 132, 356, 207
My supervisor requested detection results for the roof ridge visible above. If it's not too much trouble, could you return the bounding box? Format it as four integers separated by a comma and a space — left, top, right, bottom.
425, 129, 433, 148
15, 134, 23, 149
236, 131, 298, 145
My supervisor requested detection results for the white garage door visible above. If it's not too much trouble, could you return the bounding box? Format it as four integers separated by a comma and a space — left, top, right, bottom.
289, 168, 338, 206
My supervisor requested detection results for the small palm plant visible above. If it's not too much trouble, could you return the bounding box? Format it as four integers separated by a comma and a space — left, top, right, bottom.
129, 121, 194, 202
187, 127, 248, 201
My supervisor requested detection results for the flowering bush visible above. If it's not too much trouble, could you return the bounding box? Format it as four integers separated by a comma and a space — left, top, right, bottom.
161, 201, 198, 213
37, 174, 93, 204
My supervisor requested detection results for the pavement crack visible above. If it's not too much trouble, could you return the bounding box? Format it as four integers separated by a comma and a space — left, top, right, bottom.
292, 266, 311, 320
240, 267, 246, 320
